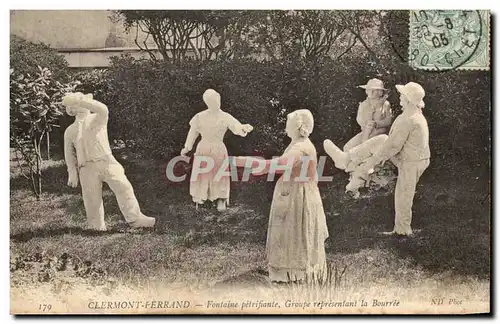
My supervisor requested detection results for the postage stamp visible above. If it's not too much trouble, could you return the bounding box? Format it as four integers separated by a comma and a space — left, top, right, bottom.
408, 10, 490, 70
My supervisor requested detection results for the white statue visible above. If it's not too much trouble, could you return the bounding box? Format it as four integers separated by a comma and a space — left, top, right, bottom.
324, 82, 430, 236
343, 78, 393, 152
181, 89, 253, 211
63, 92, 156, 231
235, 109, 329, 283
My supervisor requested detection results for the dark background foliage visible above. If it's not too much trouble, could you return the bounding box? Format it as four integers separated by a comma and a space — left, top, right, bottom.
69, 54, 490, 179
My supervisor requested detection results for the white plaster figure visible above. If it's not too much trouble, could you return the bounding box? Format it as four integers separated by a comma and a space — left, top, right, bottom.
343, 78, 393, 152
235, 109, 329, 283
324, 82, 430, 236
181, 89, 253, 211
63, 92, 156, 231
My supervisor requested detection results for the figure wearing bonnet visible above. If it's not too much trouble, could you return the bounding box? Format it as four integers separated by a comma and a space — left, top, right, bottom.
234, 109, 329, 283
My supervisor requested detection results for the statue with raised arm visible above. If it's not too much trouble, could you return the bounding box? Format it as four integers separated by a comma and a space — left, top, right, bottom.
63, 92, 156, 231
181, 89, 253, 211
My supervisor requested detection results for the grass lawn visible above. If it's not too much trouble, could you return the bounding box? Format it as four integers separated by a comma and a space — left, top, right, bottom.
9, 149, 490, 314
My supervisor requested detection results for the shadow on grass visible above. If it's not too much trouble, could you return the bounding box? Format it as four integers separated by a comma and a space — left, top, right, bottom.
10, 227, 128, 243
10, 162, 70, 197
385, 179, 491, 279
319, 164, 491, 279
10, 155, 491, 279
212, 267, 271, 291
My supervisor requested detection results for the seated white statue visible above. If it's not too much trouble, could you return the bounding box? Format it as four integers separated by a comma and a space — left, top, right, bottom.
343, 78, 393, 152
181, 89, 253, 211
325, 81, 430, 236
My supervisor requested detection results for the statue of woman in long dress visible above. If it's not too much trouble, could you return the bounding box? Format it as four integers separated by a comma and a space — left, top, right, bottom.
235, 109, 329, 283
181, 89, 253, 211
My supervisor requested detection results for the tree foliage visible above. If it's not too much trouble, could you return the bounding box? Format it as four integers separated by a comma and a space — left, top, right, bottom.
115, 10, 247, 62
114, 10, 384, 62
10, 67, 78, 199
10, 35, 70, 82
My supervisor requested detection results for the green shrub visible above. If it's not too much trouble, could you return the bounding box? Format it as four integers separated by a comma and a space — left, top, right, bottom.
10, 35, 70, 82
73, 69, 113, 102
10, 67, 78, 199
71, 54, 489, 176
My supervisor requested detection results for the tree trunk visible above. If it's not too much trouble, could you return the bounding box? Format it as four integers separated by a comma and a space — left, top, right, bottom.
46, 131, 50, 160
29, 172, 38, 200
37, 156, 42, 198
34, 136, 42, 200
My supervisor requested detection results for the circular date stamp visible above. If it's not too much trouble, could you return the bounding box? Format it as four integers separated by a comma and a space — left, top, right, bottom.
409, 10, 490, 71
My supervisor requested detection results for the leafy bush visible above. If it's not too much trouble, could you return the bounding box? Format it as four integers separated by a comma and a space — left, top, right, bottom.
73, 69, 113, 102
10, 66, 78, 199
10, 35, 70, 82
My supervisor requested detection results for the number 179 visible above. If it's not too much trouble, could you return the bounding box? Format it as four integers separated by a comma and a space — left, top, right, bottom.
39, 304, 52, 312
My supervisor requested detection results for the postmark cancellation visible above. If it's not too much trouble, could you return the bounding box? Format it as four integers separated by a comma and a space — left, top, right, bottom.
409, 10, 490, 71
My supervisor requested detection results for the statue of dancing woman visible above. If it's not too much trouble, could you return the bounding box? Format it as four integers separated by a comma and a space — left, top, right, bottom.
181, 89, 253, 211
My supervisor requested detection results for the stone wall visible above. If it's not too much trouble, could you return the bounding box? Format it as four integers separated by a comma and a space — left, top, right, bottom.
10, 10, 159, 67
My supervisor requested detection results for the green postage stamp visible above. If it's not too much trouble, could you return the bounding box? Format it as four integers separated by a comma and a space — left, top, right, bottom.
409, 10, 490, 70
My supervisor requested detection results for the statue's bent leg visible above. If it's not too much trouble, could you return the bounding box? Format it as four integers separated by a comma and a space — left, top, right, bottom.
343, 133, 363, 152
343, 134, 389, 196
79, 165, 106, 231
348, 134, 388, 164
104, 162, 156, 228
393, 160, 429, 235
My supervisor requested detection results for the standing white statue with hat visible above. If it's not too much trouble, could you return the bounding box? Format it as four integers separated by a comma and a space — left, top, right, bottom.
324, 82, 430, 236
63, 92, 156, 231
343, 78, 393, 152
181, 89, 253, 211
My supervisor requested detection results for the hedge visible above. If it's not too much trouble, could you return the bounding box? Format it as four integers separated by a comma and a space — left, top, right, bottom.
69, 54, 489, 177
10, 35, 70, 82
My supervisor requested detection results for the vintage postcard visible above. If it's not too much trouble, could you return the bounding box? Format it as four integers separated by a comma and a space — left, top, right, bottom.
9, 9, 491, 315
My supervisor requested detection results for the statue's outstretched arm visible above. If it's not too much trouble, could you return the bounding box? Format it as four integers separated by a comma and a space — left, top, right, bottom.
226, 113, 253, 137
234, 149, 303, 176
